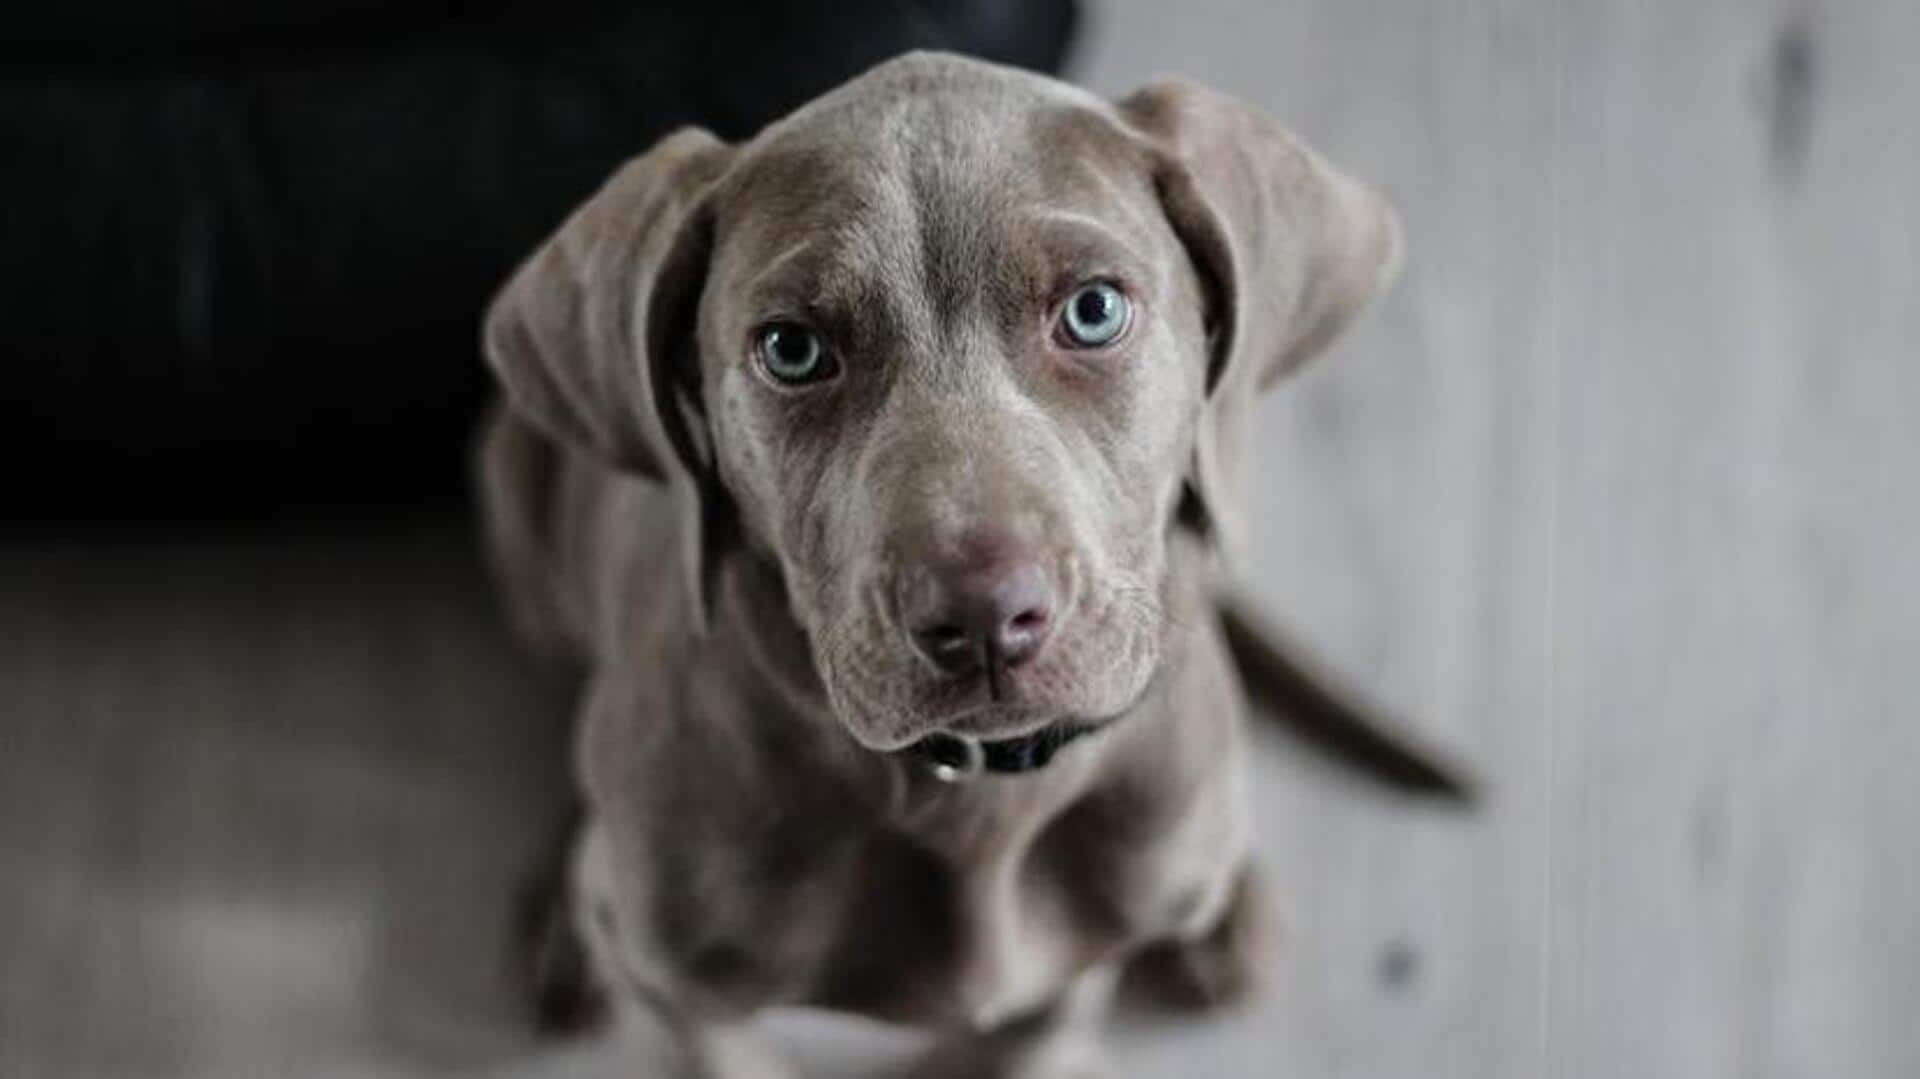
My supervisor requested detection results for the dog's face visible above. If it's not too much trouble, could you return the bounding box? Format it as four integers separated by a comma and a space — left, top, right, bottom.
698, 85, 1208, 750
485, 53, 1401, 753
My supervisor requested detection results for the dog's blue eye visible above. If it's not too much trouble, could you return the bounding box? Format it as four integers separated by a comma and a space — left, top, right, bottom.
755, 322, 836, 385
1058, 282, 1130, 348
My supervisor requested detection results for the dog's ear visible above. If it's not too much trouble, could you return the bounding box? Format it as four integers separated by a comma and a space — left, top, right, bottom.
483, 128, 735, 631
1119, 80, 1402, 560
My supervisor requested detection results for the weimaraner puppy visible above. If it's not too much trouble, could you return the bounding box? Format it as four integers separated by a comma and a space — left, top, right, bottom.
479, 51, 1405, 1078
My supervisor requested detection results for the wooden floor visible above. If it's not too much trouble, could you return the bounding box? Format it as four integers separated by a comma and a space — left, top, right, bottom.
5, 2, 1917, 1076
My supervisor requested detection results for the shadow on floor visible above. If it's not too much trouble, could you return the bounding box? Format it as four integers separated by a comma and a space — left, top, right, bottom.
0, 519, 579, 1077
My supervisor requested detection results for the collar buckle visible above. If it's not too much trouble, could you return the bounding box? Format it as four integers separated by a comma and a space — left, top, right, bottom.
918, 732, 985, 783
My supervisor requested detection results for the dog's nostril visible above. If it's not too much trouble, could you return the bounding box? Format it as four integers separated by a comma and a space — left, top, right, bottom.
912, 622, 984, 675
995, 604, 1052, 668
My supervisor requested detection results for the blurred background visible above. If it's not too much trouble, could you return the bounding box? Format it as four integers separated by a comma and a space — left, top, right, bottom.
3, 1, 1915, 1076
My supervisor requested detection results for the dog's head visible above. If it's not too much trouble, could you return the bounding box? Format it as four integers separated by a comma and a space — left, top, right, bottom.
485, 53, 1400, 752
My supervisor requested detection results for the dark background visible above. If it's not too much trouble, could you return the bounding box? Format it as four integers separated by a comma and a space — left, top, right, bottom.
3, 0, 1074, 521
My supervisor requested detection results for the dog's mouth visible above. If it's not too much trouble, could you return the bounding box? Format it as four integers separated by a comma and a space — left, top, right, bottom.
819, 576, 1165, 762
895, 664, 1051, 735
897, 717, 1110, 781
890, 684, 1147, 781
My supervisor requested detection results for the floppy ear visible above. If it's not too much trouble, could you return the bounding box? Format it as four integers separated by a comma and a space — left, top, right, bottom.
483, 127, 735, 631
1119, 79, 1403, 562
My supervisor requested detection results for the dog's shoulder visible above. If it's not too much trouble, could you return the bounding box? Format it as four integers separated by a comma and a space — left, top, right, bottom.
576, 630, 876, 1012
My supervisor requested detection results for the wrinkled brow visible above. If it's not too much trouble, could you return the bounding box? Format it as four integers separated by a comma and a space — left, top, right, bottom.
728, 202, 1158, 327
734, 237, 898, 323
741, 238, 829, 307
1019, 210, 1156, 295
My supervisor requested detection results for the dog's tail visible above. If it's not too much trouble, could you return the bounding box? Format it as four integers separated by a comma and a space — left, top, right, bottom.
474, 402, 586, 661
1217, 590, 1481, 806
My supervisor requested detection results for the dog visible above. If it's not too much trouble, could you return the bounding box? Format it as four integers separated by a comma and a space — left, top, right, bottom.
478, 51, 1403, 1078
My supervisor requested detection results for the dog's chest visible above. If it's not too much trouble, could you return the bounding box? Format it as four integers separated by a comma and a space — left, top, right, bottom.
594, 641, 1250, 1030
800, 762, 1240, 1027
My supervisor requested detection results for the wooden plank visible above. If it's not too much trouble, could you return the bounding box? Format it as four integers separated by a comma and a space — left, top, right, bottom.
1541, 3, 1920, 1076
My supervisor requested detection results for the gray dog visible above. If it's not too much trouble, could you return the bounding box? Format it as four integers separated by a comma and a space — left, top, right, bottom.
478, 52, 1401, 1079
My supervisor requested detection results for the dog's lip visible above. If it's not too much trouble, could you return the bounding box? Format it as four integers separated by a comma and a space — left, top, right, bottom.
936, 691, 1059, 725
912, 671, 1058, 738
840, 634, 1159, 752
940, 701, 1060, 740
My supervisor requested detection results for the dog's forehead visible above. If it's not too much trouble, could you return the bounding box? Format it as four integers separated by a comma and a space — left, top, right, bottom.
710, 54, 1154, 298
738, 50, 1121, 186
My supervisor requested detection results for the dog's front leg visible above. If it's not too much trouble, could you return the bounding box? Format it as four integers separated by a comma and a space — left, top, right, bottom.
908, 963, 1121, 1079
1122, 859, 1272, 1013
571, 824, 793, 1079
637, 1011, 791, 1079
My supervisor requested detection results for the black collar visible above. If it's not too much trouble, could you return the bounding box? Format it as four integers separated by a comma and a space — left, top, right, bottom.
902, 720, 1102, 779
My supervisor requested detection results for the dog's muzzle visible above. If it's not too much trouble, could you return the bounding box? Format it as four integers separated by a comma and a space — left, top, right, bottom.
901, 720, 1102, 781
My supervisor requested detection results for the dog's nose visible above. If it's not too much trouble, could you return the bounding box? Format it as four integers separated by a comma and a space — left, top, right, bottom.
900, 553, 1056, 681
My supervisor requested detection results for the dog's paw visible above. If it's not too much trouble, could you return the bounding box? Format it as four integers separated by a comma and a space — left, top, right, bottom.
905, 1038, 1110, 1079
528, 905, 611, 1036
1121, 863, 1274, 1014
511, 836, 610, 1037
